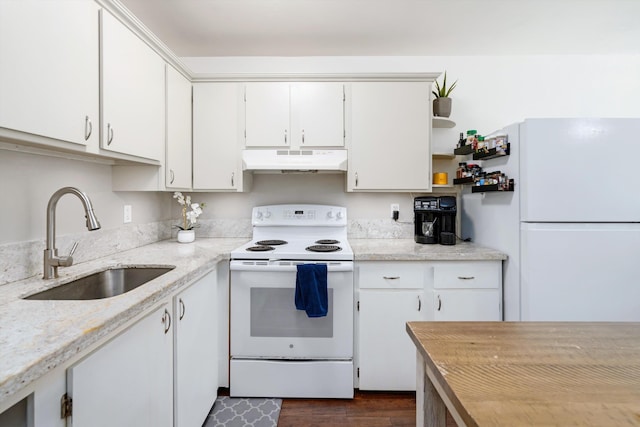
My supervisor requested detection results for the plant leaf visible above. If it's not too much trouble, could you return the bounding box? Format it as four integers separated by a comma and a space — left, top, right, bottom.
444, 80, 458, 97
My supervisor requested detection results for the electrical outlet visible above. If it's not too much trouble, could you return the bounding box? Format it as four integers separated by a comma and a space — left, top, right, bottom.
123, 205, 132, 223
390, 203, 400, 219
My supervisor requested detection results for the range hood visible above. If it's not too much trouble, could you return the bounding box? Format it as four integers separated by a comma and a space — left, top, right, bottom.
241, 149, 348, 172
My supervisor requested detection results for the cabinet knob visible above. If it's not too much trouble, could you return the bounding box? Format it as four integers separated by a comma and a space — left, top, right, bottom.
169, 169, 175, 184
437, 295, 442, 311
457, 276, 475, 280
284, 129, 287, 144
231, 172, 235, 187
302, 129, 305, 144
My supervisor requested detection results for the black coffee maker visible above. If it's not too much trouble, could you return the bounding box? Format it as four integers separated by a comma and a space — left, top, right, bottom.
414, 196, 457, 245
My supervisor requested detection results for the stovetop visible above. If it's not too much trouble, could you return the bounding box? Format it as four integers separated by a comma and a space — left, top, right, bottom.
230, 204, 353, 261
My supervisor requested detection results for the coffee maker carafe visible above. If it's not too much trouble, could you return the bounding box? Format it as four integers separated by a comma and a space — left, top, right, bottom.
414, 197, 440, 244
414, 196, 457, 245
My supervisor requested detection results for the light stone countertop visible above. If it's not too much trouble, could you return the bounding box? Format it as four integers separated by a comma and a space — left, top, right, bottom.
350, 239, 508, 261
0, 238, 248, 407
0, 237, 504, 408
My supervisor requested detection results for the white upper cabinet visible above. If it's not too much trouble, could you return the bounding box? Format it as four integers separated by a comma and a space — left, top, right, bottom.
193, 83, 249, 191
0, 1, 99, 147
165, 65, 192, 189
347, 82, 431, 192
100, 10, 165, 161
244, 82, 345, 148
291, 83, 345, 147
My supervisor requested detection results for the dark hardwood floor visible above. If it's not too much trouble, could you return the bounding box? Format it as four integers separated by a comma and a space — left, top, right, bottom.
219, 389, 457, 426
279, 390, 459, 427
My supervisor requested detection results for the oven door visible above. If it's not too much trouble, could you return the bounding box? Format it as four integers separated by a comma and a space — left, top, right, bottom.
230, 260, 354, 359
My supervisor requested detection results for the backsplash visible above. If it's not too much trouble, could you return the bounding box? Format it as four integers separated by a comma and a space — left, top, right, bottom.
1, 217, 413, 285
0, 221, 171, 286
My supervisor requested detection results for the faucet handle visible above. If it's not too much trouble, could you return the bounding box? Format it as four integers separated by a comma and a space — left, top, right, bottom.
68, 241, 79, 257
57, 242, 78, 267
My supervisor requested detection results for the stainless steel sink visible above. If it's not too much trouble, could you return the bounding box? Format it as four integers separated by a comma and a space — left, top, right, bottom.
24, 266, 175, 300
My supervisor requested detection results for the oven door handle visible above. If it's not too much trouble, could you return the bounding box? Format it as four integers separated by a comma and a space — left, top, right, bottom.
230, 260, 354, 272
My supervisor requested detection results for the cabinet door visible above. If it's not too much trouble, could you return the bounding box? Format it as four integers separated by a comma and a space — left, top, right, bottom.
349, 82, 430, 191
166, 65, 192, 189
434, 289, 501, 321
358, 290, 426, 390
193, 83, 245, 190
245, 83, 290, 147
0, 1, 99, 146
291, 83, 344, 147
101, 10, 165, 161
175, 270, 218, 427
68, 304, 173, 427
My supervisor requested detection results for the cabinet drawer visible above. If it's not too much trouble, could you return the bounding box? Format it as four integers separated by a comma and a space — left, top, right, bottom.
434, 261, 501, 289
358, 262, 428, 289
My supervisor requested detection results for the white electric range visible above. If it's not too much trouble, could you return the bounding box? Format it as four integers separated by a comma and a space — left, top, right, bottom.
229, 204, 354, 399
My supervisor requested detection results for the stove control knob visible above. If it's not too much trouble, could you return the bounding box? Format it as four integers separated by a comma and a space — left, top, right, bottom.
255, 211, 263, 220
264, 211, 272, 218
336, 211, 344, 220
327, 211, 334, 219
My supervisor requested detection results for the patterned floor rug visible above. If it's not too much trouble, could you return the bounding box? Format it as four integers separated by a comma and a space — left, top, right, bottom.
202, 396, 282, 427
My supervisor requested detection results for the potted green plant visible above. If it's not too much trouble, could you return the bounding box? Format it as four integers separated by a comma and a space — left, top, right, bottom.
432, 71, 457, 118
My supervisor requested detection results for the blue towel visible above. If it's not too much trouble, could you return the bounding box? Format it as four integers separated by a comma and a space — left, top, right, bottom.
295, 264, 328, 317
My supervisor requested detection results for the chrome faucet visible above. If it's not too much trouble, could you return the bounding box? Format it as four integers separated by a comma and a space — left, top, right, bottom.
43, 187, 101, 279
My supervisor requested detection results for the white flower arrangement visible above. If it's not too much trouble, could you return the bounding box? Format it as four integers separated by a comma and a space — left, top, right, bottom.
173, 192, 205, 230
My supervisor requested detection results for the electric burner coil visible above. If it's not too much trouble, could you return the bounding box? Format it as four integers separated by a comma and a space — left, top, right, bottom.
246, 245, 275, 252
306, 245, 342, 252
315, 239, 340, 245
256, 240, 288, 246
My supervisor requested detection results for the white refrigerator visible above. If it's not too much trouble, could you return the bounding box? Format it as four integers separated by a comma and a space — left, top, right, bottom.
461, 118, 640, 321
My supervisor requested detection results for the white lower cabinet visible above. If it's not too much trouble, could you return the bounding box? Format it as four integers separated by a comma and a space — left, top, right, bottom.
357, 262, 430, 391
174, 270, 218, 427
67, 303, 174, 427
64, 269, 219, 427
356, 260, 503, 391
433, 261, 502, 321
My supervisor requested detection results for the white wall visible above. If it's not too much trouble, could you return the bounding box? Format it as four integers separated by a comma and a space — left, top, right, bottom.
0, 149, 169, 245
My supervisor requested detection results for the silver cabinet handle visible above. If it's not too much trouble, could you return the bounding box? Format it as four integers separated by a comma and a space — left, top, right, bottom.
418, 295, 422, 311
383, 276, 400, 280
179, 298, 185, 320
302, 129, 305, 144
437, 295, 442, 311
458, 276, 475, 280
284, 129, 287, 144
84, 116, 92, 141
355, 172, 359, 187
162, 308, 171, 334
107, 123, 114, 145
231, 172, 235, 187
169, 169, 175, 184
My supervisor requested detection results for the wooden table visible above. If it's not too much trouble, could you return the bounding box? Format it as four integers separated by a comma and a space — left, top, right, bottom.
406, 322, 640, 427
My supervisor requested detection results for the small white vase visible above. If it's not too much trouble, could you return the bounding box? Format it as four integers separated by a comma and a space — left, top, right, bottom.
177, 229, 195, 243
